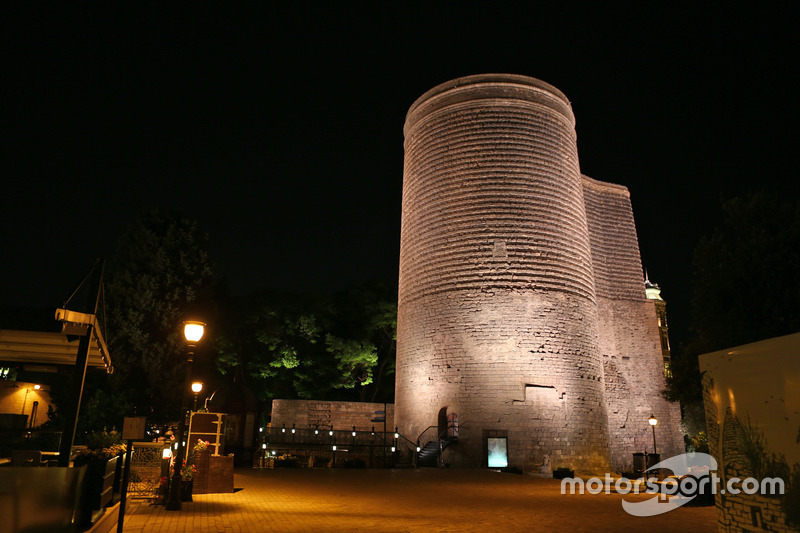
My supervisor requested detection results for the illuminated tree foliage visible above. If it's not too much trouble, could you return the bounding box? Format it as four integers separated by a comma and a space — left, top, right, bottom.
215, 283, 396, 403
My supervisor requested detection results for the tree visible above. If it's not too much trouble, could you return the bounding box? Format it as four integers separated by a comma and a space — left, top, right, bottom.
96, 207, 216, 427
665, 191, 800, 440
689, 191, 800, 353
214, 282, 397, 404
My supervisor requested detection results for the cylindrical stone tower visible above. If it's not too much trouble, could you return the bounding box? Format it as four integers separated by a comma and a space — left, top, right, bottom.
396, 74, 611, 473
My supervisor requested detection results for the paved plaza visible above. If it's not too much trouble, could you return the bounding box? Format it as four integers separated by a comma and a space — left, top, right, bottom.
121, 468, 718, 532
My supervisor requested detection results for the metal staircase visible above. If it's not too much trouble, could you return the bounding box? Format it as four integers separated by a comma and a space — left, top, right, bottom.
415, 426, 458, 468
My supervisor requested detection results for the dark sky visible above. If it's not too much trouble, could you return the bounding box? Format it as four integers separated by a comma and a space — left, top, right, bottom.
2, 4, 798, 349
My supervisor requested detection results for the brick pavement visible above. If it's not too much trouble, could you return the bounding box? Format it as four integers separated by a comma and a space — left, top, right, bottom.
121, 468, 718, 532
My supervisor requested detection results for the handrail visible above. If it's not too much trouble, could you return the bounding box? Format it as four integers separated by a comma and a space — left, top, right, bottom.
415, 425, 442, 447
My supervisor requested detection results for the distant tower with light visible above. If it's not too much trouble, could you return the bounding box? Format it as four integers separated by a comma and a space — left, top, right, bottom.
645, 272, 672, 378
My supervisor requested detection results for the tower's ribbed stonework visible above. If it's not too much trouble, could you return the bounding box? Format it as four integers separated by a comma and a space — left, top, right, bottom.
396, 74, 682, 473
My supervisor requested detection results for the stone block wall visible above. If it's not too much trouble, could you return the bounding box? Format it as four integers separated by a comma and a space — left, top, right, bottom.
271, 399, 394, 433
396, 74, 683, 474
397, 74, 612, 474
583, 177, 683, 470
0, 381, 53, 428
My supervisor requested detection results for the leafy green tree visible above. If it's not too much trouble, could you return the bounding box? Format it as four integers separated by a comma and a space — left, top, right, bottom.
327, 283, 396, 402
214, 283, 397, 403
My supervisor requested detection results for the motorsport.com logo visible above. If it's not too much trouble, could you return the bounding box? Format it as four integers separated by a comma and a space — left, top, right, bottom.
560, 453, 785, 517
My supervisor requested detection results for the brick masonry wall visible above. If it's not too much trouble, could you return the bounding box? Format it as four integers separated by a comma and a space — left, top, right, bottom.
396, 74, 684, 474
583, 178, 683, 470
0, 381, 53, 428
271, 399, 394, 433
397, 74, 612, 474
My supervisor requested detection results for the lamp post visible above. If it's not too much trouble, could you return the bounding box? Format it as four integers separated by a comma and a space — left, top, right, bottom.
648, 414, 658, 454
191, 382, 203, 411
166, 320, 205, 511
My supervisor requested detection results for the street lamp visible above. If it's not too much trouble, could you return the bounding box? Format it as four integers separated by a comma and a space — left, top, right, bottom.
191, 382, 203, 411
648, 414, 658, 454
166, 320, 205, 511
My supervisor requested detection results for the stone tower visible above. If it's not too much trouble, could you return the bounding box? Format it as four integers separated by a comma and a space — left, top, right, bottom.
396, 74, 682, 474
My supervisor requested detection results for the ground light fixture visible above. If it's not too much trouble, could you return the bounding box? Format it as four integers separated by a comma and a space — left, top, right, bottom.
166, 320, 206, 511
649, 414, 658, 454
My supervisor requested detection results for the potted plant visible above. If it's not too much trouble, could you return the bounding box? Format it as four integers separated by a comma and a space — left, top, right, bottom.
72, 430, 126, 525
180, 460, 198, 501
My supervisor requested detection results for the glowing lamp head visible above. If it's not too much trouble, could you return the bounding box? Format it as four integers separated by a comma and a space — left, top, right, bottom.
191, 382, 203, 393
183, 321, 206, 343
162, 448, 172, 459
33, 384, 41, 390
649, 415, 658, 426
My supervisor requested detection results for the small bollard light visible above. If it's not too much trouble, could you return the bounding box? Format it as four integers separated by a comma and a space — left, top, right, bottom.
162, 448, 172, 459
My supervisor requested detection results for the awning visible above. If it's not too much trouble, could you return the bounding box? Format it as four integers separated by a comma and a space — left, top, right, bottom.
0, 308, 113, 373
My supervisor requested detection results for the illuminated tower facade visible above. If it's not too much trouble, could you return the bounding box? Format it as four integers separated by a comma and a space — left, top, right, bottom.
396, 74, 682, 473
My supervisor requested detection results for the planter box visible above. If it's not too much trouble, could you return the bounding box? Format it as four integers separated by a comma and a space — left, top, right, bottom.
192, 450, 234, 494
76, 455, 119, 526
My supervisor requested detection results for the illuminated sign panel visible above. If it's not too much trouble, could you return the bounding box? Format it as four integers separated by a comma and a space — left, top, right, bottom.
487, 437, 508, 468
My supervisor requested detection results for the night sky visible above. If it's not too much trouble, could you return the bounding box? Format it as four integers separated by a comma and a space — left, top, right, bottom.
2, 4, 798, 350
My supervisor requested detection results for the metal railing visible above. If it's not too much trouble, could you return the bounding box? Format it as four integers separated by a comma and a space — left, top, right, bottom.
255, 426, 418, 469
0, 429, 63, 457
